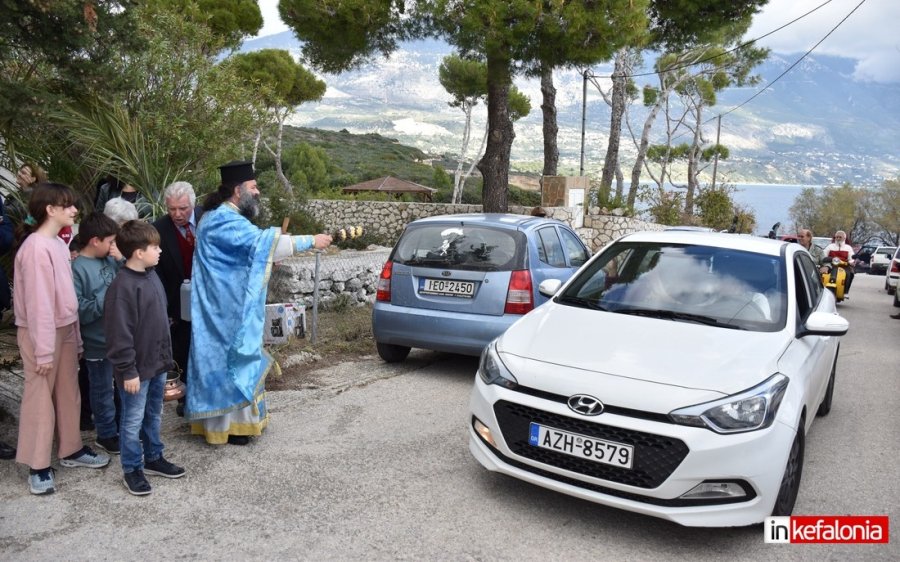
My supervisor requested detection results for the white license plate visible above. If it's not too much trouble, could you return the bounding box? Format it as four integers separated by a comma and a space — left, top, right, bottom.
420, 278, 476, 298
529, 423, 634, 469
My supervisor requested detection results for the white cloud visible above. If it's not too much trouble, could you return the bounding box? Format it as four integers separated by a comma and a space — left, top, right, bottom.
257, 0, 289, 37
748, 0, 900, 83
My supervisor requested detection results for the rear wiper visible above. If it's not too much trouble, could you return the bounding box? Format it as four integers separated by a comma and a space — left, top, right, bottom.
614, 308, 743, 330
556, 295, 608, 311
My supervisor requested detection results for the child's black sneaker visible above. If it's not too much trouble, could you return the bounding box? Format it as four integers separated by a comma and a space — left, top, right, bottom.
123, 470, 152, 495
144, 456, 186, 479
95, 436, 120, 455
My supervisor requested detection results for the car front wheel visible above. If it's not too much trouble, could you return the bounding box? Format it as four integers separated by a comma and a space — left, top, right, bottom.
772, 427, 805, 516
817, 361, 836, 417
376, 342, 411, 363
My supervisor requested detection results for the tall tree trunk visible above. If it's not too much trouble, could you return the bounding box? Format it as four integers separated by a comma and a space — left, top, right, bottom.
460, 126, 489, 199
684, 106, 704, 218
265, 110, 292, 195
477, 53, 513, 213
252, 129, 262, 167
540, 61, 558, 177
452, 101, 474, 204
599, 49, 627, 202
628, 101, 664, 209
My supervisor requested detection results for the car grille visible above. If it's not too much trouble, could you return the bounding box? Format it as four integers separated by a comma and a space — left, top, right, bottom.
493, 401, 689, 489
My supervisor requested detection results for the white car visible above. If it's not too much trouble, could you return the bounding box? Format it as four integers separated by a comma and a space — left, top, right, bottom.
469, 231, 848, 527
885, 246, 900, 296
870, 246, 897, 275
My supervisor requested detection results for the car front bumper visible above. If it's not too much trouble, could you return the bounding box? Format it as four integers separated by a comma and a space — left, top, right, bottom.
468, 377, 797, 527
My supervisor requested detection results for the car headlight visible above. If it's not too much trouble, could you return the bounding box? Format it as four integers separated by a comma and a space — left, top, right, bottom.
669, 374, 788, 434
478, 340, 518, 389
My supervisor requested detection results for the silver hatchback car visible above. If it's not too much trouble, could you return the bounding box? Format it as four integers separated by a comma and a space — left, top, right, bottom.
372, 214, 590, 362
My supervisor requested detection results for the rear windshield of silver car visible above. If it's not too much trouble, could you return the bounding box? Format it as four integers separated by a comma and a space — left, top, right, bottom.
392, 224, 525, 271
558, 242, 788, 332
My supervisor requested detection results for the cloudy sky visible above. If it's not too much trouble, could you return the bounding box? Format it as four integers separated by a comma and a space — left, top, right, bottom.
257, 0, 900, 83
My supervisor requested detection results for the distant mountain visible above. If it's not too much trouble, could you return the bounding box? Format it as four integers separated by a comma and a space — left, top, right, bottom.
243, 32, 900, 186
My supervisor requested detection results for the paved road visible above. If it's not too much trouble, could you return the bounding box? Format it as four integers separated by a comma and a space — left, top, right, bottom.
0, 274, 897, 560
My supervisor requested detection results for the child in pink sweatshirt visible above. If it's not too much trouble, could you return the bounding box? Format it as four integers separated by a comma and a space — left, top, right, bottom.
14, 182, 110, 495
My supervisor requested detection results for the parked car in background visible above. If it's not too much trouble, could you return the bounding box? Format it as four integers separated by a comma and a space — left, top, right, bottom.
869, 246, 897, 275
854, 243, 877, 273
468, 231, 848, 527
811, 236, 831, 251
886, 246, 900, 296
372, 214, 591, 362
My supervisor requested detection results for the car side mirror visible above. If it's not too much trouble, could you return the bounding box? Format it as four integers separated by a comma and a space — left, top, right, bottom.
798, 311, 849, 338
539, 278, 563, 298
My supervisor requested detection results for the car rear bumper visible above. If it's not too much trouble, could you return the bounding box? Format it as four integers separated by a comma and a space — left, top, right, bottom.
887, 272, 899, 288
373, 302, 521, 356
468, 377, 796, 527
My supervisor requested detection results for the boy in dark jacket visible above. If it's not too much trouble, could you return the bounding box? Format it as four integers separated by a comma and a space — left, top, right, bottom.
104, 221, 185, 495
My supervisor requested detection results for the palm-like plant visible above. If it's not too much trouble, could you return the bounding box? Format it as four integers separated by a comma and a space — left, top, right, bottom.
52, 99, 191, 218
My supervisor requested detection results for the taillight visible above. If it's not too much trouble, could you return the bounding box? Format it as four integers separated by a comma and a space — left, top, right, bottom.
504, 269, 534, 314
892, 260, 900, 273
376, 261, 393, 302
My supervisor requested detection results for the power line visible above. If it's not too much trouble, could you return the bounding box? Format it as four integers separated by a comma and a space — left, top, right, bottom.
585, 0, 836, 81
718, 0, 867, 118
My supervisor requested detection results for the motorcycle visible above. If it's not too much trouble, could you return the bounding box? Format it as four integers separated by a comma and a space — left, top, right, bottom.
821, 255, 850, 302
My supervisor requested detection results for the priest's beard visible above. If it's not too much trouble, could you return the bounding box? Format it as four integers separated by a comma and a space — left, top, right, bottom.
237, 187, 260, 219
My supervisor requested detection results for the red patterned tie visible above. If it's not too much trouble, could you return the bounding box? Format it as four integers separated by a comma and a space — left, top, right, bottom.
184, 224, 194, 247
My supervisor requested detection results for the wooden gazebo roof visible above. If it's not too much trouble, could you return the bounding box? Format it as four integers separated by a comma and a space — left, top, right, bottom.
341, 176, 437, 201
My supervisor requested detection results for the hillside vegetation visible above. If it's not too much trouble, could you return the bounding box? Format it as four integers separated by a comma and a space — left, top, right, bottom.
257, 125, 541, 207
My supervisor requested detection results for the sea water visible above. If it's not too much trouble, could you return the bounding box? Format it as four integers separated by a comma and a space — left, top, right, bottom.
731, 183, 818, 237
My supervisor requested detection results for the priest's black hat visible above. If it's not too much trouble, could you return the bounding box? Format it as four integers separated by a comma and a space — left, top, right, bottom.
219, 160, 256, 185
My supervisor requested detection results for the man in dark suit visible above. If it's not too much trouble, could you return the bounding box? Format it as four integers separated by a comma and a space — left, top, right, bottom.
153, 181, 202, 417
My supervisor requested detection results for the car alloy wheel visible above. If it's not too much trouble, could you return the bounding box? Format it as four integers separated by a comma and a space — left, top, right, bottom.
772, 427, 805, 516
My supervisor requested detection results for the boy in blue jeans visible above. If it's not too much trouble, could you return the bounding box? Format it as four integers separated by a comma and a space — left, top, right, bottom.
104, 221, 185, 495
72, 212, 123, 454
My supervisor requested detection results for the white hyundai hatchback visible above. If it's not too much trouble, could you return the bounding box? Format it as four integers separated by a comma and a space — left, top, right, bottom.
468, 231, 849, 527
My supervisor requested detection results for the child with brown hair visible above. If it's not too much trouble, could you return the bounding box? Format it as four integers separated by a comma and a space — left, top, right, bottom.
104, 220, 185, 495
14, 182, 110, 495
72, 212, 124, 455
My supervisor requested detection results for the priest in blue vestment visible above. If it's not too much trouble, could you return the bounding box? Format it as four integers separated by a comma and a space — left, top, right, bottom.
186, 161, 332, 445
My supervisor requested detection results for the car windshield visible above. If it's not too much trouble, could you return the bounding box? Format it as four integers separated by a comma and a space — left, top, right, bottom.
557, 242, 787, 332
392, 224, 523, 271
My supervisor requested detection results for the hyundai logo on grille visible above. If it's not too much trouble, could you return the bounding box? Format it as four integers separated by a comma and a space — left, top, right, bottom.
567, 394, 604, 416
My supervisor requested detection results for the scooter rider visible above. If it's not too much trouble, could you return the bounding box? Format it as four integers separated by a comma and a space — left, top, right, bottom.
823, 230, 855, 295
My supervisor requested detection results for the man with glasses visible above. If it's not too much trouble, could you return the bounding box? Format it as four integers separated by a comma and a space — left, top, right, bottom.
823, 230, 856, 295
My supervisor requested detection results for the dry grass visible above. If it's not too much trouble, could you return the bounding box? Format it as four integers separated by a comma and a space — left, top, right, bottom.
268, 301, 376, 389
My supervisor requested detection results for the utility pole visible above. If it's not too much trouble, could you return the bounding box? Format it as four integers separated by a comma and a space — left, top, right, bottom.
711, 114, 722, 189
579, 69, 588, 177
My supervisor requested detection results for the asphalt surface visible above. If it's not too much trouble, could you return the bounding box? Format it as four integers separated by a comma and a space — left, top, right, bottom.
0, 273, 897, 561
